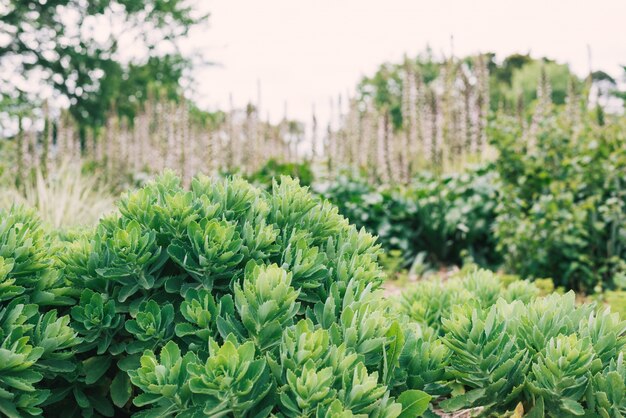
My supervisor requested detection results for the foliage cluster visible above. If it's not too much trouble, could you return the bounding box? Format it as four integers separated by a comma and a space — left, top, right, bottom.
1, 0, 202, 129
316, 166, 500, 269
492, 111, 626, 291
396, 268, 626, 417
1, 174, 624, 417
243, 159, 315, 190
0, 173, 431, 417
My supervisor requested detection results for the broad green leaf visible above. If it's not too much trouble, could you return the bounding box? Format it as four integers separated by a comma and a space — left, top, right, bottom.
397, 390, 431, 418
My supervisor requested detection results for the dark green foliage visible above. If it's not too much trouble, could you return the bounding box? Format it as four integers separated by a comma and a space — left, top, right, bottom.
318, 166, 500, 269
245, 159, 315, 190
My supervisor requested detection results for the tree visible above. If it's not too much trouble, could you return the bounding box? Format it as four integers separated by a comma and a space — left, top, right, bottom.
504, 59, 575, 108
0, 0, 206, 129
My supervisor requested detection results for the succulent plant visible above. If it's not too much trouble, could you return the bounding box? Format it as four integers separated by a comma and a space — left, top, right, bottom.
0, 207, 80, 417
440, 304, 530, 414
526, 334, 595, 416
589, 352, 626, 418
54, 174, 429, 417
71, 289, 123, 354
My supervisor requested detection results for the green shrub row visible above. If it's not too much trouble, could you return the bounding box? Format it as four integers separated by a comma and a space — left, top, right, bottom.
396, 269, 626, 417
316, 166, 500, 270
0, 174, 431, 417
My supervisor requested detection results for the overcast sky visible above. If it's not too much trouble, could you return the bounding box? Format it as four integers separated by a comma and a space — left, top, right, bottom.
185, 0, 626, 124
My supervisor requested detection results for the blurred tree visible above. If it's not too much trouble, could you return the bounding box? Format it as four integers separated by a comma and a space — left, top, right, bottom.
0, 0, 206, 129
487, 53, 533, 110
504, 59, 575, 108
355, 50, 582, 130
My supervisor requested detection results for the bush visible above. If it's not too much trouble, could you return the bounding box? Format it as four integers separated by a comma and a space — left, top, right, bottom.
492, 113, 626, 291
28, 172, 428, 417
395, 268, 626, 417
0, 206, 79, 417
316, 166, 500, 269
244, 158, 315, 190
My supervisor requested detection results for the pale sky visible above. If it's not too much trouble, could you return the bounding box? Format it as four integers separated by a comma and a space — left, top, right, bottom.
183, 0, 625, 125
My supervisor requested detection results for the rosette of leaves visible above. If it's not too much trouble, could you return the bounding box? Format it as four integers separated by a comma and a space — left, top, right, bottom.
589, 352, 626, 418
187, 337, 273, 417
125, 300, 175, 354
233, 263, 300, 351
0, 300, 47, 417
127, 341, 198, 417
71, 289, 123, 354
501, 279, 540, 304
167, 218, 244, 293
56, 173, 429, 417
440, 304, 530, 414
396, 325, 452, 397
510, 292, 593, 355
398, 279, 473, 335
577, 308, 626, 368
272, 316, 410, 417
526, 334, 595, 416
458, 269, 503, 308
174, 288, 218, 349
97, 220, 169, 307
0, 206, 71, 305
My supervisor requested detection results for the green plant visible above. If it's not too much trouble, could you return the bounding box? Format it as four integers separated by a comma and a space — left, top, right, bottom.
493, 111, 626, 291
245, 159, 314, 190
394, 269, 626, 416
440, 304, 530, 414
526, 334, 594, 416
0, 206, 79, 417
589, 353, 626, 417
52, 172, 430, 417
317, 165, 501, 269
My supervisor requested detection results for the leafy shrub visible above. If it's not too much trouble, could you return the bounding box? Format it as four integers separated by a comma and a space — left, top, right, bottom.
0, 206, 79, 417
316, 165, 500, 269
47, 173, 430, 417
395, 268, 626, 417
492, 113, 626, 291
244, 158, 315, 190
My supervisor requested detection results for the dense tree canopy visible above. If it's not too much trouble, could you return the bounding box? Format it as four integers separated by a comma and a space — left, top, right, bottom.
0, 0, 205, 128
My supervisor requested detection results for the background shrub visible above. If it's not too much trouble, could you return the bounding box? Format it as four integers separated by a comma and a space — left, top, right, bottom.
316, 165, 500, 269
492, 113, 626, 291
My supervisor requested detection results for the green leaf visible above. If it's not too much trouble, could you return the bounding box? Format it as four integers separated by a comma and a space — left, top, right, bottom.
84, 356, 112, 385
397, 390, 431, 418
561, 398, 585, 416
110, 371, 132, 408
383, 321, 404, 384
